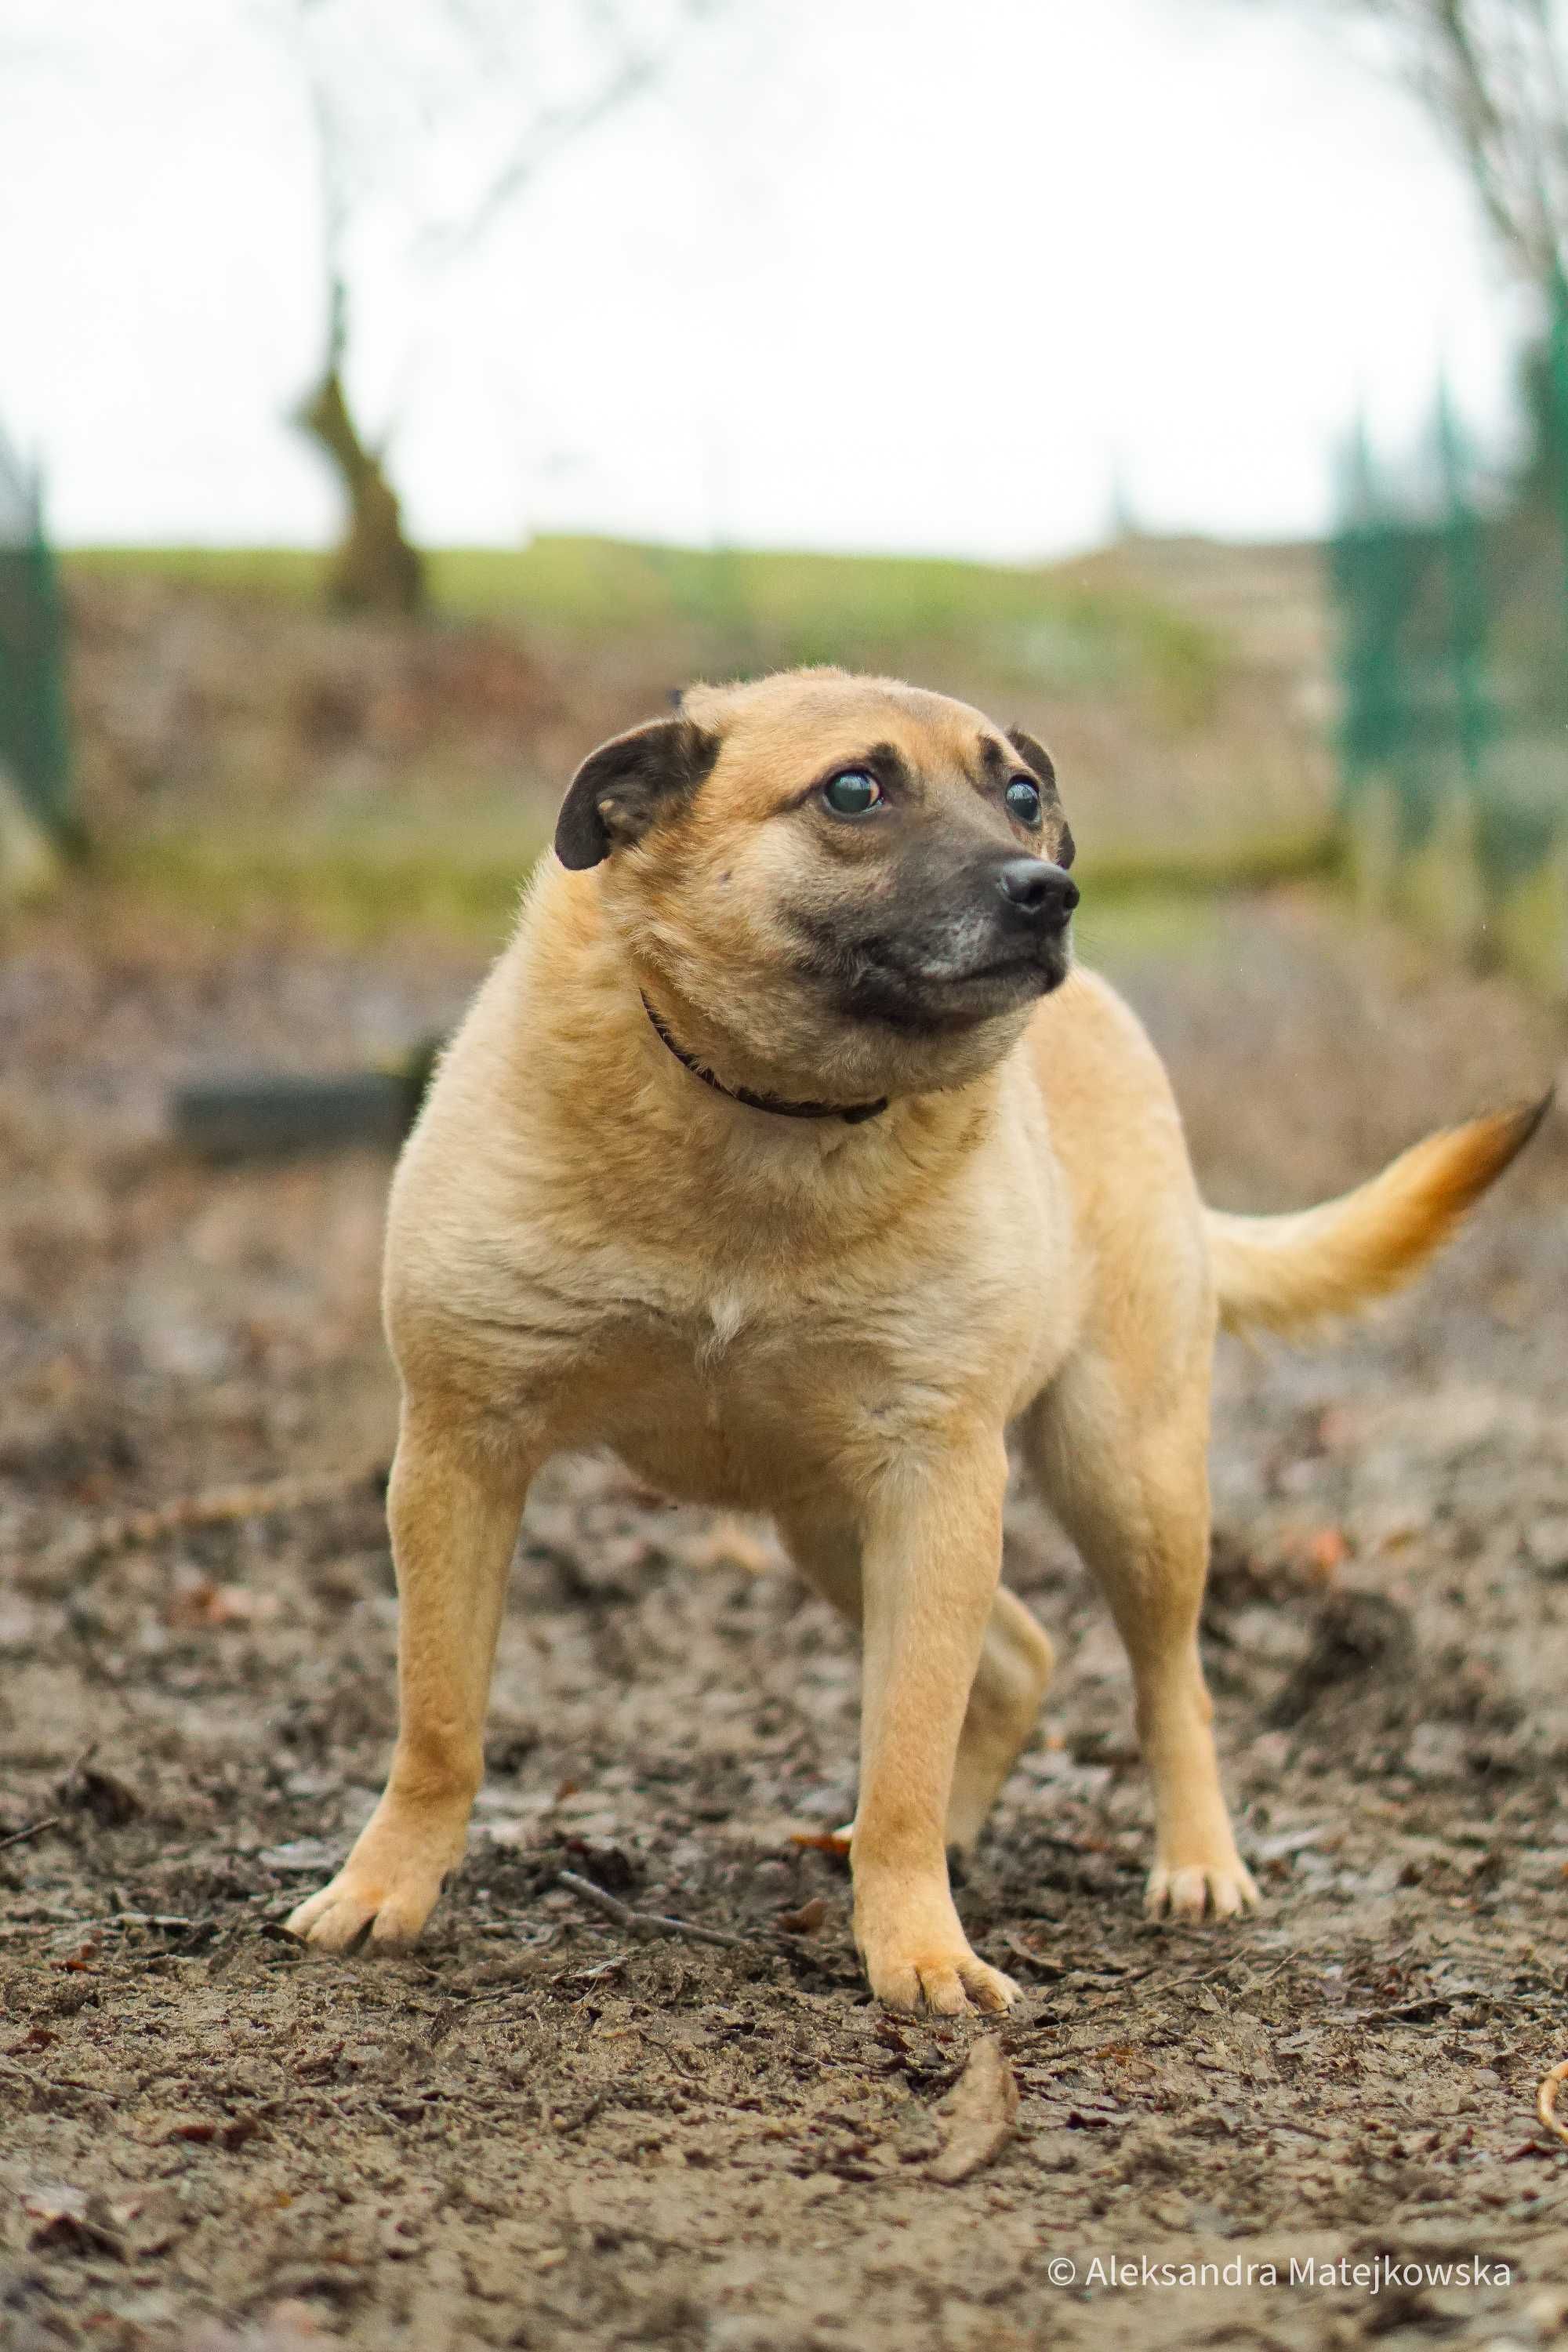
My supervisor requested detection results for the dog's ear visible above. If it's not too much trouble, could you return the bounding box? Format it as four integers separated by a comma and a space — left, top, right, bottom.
554, 717, 719, 871
1004, 727, 1056, 793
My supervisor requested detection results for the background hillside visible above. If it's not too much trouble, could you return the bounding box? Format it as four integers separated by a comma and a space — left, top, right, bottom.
62, 535, 1334, 937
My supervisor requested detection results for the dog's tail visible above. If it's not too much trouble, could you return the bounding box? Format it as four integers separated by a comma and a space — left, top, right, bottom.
1205, 1094, 1552, 1338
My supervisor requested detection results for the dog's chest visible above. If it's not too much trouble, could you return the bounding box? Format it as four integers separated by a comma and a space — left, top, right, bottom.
611, 1281, 811, 1447
574, 1274, 919, 1508
695, 1285, 750, 1371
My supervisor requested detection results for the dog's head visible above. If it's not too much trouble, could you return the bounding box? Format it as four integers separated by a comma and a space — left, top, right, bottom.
554, 669, 1078, 1102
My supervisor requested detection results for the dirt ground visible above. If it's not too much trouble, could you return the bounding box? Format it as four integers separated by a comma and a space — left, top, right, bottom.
3, 881, 1568, 2352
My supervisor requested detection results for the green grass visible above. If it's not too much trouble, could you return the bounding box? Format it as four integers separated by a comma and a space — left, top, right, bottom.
102, 819, 546, 947
66, 535, 1225, 722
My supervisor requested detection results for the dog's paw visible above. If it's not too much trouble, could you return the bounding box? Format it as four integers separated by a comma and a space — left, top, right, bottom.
871, 1944, 1019, 2016
284, 1843, 452, 1951
859, 1926, 1019, 2017
1144, 1854, 1261, 1922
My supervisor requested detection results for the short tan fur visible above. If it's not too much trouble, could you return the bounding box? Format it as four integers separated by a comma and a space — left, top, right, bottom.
286, 669, 1546, 2015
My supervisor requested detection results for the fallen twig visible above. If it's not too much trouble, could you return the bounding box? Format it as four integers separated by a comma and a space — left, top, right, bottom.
563, 1955, 626, 1986
43, 1911, 205, 1941
68, 1465, 386, 1565
557, 1868, 755, 1951
0, 1815, 58, 1855
106, 1911, 203, 1933
1538, 2060, 1568, 2147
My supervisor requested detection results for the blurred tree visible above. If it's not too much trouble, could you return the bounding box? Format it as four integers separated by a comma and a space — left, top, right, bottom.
1247, 5, 1568, 545
287, 0, 735, 614
1247, 1, 1567, 285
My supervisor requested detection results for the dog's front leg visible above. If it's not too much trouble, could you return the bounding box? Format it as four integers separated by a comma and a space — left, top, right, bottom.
851, 1430, 1019, 2016
287, 1400, 533, 1950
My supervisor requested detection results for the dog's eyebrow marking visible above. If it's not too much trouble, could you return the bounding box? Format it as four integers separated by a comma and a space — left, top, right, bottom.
974, 734, 1034, 799
865, 740, 910, 789
787, 739, 913, 811
789, 734, 912, 809
1004, 726, 1058, 797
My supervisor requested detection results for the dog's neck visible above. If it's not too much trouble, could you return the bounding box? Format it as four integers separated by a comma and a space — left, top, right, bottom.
523, 873, 1022, 1208
640, 991, 889, 1128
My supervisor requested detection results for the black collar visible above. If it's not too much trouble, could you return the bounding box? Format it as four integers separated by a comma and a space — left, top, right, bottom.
641, 993, 887, 1127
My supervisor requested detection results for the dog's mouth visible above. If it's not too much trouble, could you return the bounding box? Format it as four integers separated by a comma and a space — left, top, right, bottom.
826, 938, 1070, 1032
944, 949, 1065, 989
786, 883, 1074, 1036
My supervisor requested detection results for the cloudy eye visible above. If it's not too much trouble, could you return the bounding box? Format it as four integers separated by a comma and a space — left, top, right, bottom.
822, 769, 884, 817
1004, 775, 1043, 826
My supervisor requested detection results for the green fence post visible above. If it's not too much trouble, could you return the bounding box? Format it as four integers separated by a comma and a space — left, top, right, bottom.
1548, 263, 1568, 634
1334, 417, 1401, 783
1333, 416, 1418, 905
1435, 377, 1494, 788
0, 426, 74, 858
1330, 345, 1567, 997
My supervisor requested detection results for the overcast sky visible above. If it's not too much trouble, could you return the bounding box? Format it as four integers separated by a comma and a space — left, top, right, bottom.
0, 0, 1531, 558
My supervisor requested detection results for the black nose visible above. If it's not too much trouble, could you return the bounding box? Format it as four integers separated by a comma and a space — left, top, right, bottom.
996, 857, 1079, 929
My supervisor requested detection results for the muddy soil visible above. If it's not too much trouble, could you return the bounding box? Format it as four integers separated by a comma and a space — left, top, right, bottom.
2, 886, 1567, 2352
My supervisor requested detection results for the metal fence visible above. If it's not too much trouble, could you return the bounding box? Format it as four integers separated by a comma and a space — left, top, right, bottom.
1332, 282, 1568, 1000
0, 423, 73, 849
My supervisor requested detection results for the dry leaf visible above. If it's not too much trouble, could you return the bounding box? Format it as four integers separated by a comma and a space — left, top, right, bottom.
775, 1896, 828, 1935
1302, 1526, 1348, 1583
929, 2037, 1019, 2183
60, 1762, 143, 1825
49, 1940, 100, 1974
23, 2182, 123, 2256
1001, 1928, 1070, 1981
166, 1574, 279, 1630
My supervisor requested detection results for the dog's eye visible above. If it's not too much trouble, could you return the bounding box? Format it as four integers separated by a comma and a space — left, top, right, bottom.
1004, 776, 1043, 826
822, 770, 884, 817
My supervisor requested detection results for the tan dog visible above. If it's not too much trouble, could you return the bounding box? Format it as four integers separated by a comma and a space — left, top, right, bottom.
286, 669, 1546, 2013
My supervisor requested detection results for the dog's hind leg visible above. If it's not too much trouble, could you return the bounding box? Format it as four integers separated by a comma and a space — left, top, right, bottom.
1022, 1356, 1258, 1922
946, 1588, 1054, 1849
779, 1508, 1054, 1858
286, 1399, 535, 1950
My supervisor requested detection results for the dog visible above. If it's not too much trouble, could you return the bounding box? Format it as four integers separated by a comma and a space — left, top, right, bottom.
285, 667, 1547, 2013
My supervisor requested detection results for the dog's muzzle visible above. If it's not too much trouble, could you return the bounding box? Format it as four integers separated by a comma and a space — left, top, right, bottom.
791, 844, 1080, 1033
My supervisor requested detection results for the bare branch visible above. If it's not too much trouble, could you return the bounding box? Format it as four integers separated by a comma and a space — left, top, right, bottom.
1250, 0, 1568, 281
421, 0, 733, 264
1425, 0, 1555, 270
267, 0, 746, 609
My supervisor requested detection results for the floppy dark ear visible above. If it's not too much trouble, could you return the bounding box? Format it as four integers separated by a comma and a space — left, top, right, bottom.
554, 717, 718, 871
1005, 727, 1056, 793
